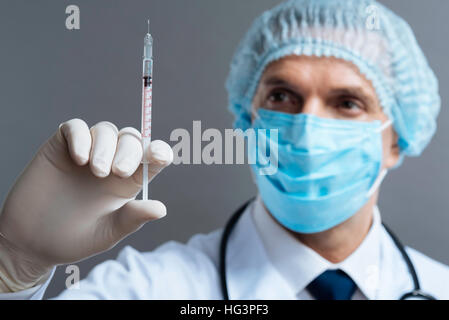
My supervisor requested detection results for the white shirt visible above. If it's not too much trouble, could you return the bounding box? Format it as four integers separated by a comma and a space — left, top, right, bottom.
1, 197, 449, 300
252, 195, 383, 299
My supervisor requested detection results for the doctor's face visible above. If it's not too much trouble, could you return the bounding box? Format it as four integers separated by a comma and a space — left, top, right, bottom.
252, 55, 400, 170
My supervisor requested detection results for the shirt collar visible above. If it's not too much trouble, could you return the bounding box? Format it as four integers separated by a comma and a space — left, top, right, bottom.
251, 195, 382, 300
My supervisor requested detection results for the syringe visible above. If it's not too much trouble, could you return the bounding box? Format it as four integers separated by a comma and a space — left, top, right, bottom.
141, 20, 153, 200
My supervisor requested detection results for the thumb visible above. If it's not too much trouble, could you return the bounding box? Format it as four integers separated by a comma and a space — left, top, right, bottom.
108, 200, 167, 242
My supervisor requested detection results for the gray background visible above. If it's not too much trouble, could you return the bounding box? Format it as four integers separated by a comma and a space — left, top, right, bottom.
0, 0, 447, 298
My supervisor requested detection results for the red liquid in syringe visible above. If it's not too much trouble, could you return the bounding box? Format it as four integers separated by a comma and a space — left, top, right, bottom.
142, 75, 152, 139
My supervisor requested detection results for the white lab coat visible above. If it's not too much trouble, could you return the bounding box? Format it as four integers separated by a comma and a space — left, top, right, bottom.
1, 199, 449, 300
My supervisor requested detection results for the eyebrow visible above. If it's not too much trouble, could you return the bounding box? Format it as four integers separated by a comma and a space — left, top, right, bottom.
262, 76, 377, 106
328, 88, 376, 105
262, 76, 292, 87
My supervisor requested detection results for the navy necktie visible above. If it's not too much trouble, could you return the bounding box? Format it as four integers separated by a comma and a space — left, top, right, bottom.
306, 269, 357, 300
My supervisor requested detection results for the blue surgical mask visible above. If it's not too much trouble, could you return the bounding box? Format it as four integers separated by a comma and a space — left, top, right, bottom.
249, 108, 392, 234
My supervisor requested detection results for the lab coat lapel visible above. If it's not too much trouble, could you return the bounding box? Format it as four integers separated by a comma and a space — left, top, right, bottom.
225, 203, 296, 299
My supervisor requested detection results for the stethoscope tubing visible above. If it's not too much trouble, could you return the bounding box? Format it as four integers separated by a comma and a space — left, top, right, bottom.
219, 199, 436, 300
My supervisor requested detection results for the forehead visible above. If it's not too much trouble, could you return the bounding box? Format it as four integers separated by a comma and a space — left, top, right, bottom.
260, 55, 377, 96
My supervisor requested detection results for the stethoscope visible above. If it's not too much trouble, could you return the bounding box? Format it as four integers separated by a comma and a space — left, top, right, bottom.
219, 199, 437, 300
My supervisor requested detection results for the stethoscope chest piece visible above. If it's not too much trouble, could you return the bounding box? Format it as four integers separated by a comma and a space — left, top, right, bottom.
400, 290, 436, 300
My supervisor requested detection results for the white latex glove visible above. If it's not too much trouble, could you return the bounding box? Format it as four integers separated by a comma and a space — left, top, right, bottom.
0, 119, 173, 292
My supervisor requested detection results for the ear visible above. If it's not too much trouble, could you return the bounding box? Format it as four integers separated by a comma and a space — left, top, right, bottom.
385, 130, 400, 169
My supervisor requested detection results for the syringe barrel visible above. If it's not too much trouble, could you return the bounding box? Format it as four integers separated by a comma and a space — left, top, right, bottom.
141, 73, 152, 164
141, 59, 153, 163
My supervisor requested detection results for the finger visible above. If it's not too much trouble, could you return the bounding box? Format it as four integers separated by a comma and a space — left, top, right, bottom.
132, 140, 173, 185
59, 119, 91, 166
108, 199, 167, 242
89, 121, 119, 178
112, 127, 143, 178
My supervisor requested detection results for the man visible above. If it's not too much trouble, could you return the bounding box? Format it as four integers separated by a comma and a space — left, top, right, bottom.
0, 0, 447, 299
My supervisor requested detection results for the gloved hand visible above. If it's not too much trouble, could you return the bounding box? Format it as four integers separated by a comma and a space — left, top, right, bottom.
0, 119, 173, 292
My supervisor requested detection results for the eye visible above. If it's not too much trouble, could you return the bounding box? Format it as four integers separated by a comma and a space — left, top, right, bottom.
264, 89, 301, 113
336, 99, 364, 116
340, 100, 360, 110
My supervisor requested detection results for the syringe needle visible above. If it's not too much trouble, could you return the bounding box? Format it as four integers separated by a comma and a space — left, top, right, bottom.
147, 19, 150, 34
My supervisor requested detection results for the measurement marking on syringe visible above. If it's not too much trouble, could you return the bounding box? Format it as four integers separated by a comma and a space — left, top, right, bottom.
143, 85, 152, 138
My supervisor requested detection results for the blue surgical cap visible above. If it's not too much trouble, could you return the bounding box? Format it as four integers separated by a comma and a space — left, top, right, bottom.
225, 0, 440, 157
